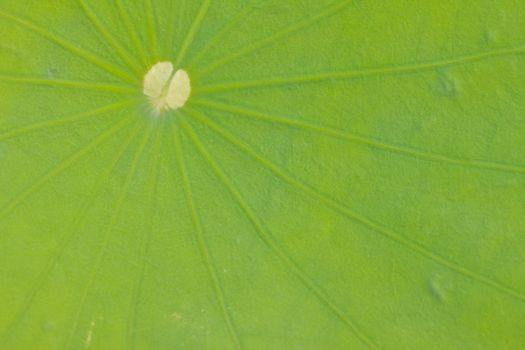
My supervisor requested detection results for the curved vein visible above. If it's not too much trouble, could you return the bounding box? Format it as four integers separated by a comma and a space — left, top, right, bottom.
0, 9, 137, 84
192, 99, 525, 175
180, 116, 376, 349
197, 45, 525, 93
0, 99, 136, 142
114, 0, 149, 66
0, 117, 132, 220
0, 122, 142, 347
186, 108, 525, 304
0, 74, 134, 93
173, 0, 211, 67
172, 122, 242, 350
197, 0, 353, 77
77, 0, 143, 74
188, 1, 256, 68
64, 125, 153, 349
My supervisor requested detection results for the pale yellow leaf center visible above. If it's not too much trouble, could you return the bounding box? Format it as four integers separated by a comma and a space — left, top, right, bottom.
143, 61, 191, 113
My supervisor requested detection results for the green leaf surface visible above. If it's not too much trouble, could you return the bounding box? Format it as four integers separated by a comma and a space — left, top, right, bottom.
1, 0, 524, 349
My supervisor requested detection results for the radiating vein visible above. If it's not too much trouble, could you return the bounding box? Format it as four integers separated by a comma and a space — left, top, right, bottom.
180, 116, 376, 349
0, 122, 142, 347
192, 99, 525, 175
64, 125, 153, 349
172, 121, 242, 350
0, 74, 134, 93
77, 0, 143, 74
172, 0, 186, 55
197, 44, 525, 93
187, 108, 525, 303
0, 99, 136, 142
189, 1, 256, 67
128, 127, 162, 350
0, 117, 131, 220
114, 0, 149, 66
144, 0, 159, 59
197, 0, 353, 77
0, 9, 137, 84
173, 0, 211, 68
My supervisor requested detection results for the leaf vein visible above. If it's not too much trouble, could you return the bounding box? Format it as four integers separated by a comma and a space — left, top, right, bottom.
174, 0, 211, 68
0, 99, 136, 142
0, 117, 131, 220
197, 0, 353, 77
197, 45, 525, 93
192, 98, 525, 175
0, 123, 142, 347
114, 0, 149, 66
172, 121, 243, 349
187, 108, 525, 304
64, 125, 153, 349
180, 115, 376, 349
0, 74, 134, 93
0, 9, 137, 84
77, 0, 144, 74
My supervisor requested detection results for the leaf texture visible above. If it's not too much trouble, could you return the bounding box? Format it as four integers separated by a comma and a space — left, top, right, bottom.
1, 0, 525, 349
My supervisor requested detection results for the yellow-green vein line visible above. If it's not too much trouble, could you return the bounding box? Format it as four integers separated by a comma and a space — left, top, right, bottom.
0, 74, 134, 93
197, 45, 525, 93
0, 9, 137, 84
78, 0, 144, 74
144, 0, 159, 59
0, 117, 132, 220
173, 0, 211, 68
180, 116, 376, 349
114, 0, 149, 66
197, 0, 353, 77
64, 125, 153, 349
188, 108, 525, 304
128, 126, 162, 350
0, 122, 142, 347
189, 1, 256, 68
0, 99, 137, 142
172, 120, 243, 350
192, 98, 525, 175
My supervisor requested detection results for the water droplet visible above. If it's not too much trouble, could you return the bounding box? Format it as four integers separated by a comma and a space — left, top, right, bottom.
41, 320, 56, 332
47, 67, 58, 78
482, 30, 498, 46
435, 71, 461, 98
428, 273, 452, 302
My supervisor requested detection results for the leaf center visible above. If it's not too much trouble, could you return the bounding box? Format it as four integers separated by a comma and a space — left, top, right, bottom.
143, 61, 191, 113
